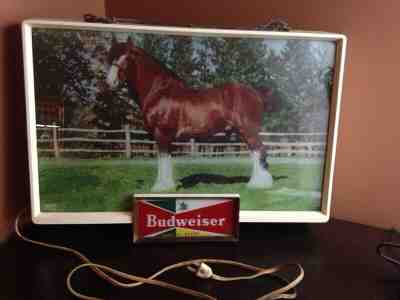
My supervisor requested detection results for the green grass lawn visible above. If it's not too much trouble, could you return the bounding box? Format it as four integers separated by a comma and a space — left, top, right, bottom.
38, 158, 323, 212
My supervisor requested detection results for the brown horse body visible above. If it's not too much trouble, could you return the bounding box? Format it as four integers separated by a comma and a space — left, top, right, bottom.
106, 37, 274, 191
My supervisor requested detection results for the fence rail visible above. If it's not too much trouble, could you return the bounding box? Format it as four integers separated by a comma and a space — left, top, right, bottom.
36, 125, 327, 159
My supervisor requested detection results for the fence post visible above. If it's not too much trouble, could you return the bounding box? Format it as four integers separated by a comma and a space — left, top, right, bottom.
52, 124, 60, 158
190, 138, 196, 157
124, 124, 132, 159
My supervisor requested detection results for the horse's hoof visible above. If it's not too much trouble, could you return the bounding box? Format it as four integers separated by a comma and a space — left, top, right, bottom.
247, 170, 273, 189
247, 180, 273, 189
247, 181, 273, 189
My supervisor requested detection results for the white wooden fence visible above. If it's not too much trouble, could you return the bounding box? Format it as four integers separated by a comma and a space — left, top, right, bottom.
36, 125, 326, 159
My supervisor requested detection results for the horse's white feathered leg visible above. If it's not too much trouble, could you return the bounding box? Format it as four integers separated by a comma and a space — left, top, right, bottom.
247, 151, 273, 189
151, 152, 175, 191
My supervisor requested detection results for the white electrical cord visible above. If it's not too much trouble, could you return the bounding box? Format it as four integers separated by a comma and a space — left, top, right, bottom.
15, 210, 304, 300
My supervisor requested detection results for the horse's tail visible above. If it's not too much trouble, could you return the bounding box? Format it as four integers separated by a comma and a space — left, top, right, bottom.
256, 87, 280, 113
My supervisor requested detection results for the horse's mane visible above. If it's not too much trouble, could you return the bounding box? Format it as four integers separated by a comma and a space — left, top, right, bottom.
136, 48, 186, 86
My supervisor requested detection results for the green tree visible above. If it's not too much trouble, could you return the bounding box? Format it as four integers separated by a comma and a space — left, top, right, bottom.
191, 38, 217, 87
167, 36, 196, 86
32, 29, 137, 129
204, 37, 269, 88
264, 40, 332, 133
32, 29, 95, 126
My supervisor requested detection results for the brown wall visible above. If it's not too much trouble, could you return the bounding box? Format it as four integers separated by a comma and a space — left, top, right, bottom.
0, 1, 104, 241
105, 0, 400, 229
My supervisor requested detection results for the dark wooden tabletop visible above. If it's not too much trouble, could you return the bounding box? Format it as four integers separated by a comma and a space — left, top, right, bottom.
1, 219, 399, 300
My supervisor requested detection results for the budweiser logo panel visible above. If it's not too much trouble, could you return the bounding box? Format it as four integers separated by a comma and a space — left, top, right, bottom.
133, 194, 239, 243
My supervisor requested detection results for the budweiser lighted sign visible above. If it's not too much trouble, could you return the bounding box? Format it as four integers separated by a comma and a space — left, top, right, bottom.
133, 194, 239, 243
23, 19, 346, 225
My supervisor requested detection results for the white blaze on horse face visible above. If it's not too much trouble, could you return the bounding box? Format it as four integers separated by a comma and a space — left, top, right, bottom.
106, 65, 119, 88
106, 55, 127, 88
151, 152, 175, 191
247, 151, 273, 189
